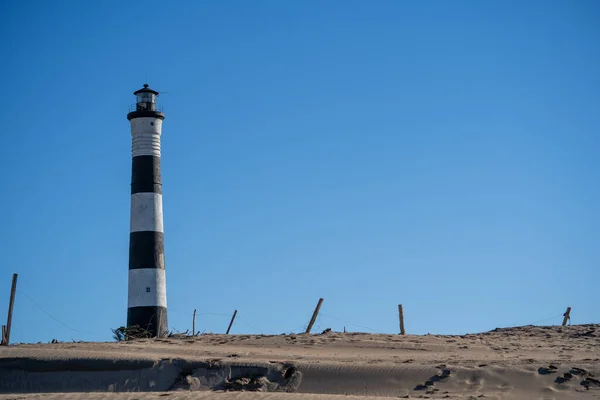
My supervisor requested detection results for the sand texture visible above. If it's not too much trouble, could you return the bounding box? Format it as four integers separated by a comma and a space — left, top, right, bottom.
0, 324, 599, 399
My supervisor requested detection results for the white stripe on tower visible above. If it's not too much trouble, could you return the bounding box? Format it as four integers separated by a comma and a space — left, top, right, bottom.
131, 117, 162, 157
130, 193, 164, 233
128, 269, 167, 308
126, 84, 168, 338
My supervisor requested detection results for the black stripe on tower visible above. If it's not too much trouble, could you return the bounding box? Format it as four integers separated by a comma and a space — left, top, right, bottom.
127, 307, 168, 337
131, 156, 162, 194
129, 231, 164, 269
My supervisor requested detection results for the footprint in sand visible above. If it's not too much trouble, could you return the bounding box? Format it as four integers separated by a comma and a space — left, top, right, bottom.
554, 372, 573, 384
496, 382, 513, 392
461, 373, 485, 392
581, 377, 600, 389
569, 367, 590, 376
538, 365, 558, 375
414, 366, 452, 391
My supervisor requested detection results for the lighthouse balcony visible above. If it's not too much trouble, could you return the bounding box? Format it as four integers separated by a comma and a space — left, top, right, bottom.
129, 104, 164, 113
127, 104, 165, 121
127, 107, 166, 121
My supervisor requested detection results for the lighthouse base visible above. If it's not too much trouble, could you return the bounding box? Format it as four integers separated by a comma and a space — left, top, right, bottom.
127, 306, 168, 338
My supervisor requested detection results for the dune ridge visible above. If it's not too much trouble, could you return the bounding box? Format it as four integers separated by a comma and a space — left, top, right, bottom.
0, 324, 598, 399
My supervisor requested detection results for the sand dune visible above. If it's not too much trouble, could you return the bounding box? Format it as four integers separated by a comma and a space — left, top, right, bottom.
0, 324, 598, 399
0, 394, 428, 400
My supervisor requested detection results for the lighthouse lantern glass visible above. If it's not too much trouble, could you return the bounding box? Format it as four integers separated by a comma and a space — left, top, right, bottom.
136, 92, 156, 111
137, 92, 155, 104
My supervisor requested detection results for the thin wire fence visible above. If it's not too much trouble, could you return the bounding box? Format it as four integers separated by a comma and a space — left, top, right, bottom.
507, 312, 566, 329
16, 290, 98, 336
5, 290, 575, 343
319, 312, 383, 333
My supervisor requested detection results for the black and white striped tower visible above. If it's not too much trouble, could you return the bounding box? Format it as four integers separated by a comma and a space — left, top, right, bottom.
126, 84, 168, 337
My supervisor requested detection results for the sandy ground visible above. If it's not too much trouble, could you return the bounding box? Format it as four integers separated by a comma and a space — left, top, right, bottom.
0, 395, 439, 400
0, 324, 599, 399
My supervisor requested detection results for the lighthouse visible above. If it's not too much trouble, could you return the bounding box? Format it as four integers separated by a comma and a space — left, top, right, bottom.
126, 84, 168, 337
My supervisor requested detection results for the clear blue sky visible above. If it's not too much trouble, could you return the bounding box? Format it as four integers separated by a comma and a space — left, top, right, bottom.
1, 0, 598, 343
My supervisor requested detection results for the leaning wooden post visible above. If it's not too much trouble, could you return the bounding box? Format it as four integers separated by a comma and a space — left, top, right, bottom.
562, 307, 571, 326
4, 274, 18, 346
1, 325, 6, 345
192, 309, 197, 336
398, 304, 406, 335
305, 298, 324, 334
226, 310, 238, 334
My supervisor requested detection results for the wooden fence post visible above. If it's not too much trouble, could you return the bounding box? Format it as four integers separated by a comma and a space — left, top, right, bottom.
192, 309, 197, 336
4, 274, 18, 346
226, 310, 238, 334
398, 304, 406, 335
1, 325, 6, 345
562, 307, 571, 326
305, 298, 324, 334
